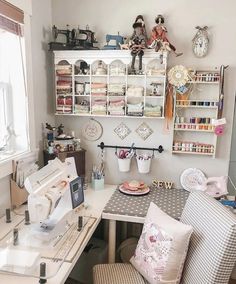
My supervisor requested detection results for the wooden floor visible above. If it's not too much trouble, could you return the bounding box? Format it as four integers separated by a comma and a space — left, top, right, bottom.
229, 279, 236, 284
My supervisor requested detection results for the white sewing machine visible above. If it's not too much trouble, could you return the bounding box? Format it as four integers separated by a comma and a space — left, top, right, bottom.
24, 158, 84, 242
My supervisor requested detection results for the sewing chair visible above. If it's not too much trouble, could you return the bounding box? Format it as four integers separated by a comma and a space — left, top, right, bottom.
93, 191, 236, 284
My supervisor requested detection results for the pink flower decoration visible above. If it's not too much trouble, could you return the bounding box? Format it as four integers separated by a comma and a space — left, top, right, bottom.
215, 125, 224, 136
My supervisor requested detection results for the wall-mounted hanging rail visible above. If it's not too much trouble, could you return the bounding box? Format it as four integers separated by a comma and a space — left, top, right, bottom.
97, 142, 164, 153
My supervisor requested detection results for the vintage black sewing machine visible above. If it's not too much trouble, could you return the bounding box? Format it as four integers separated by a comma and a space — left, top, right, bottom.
103, 33, 125, 50
49, 25, 99, 50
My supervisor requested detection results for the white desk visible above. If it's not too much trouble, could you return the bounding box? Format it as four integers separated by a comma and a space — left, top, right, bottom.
0, 184, 116, 284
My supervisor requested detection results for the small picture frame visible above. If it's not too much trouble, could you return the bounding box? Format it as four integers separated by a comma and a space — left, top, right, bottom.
136, 122, 153, 140
114, 122, 131, 140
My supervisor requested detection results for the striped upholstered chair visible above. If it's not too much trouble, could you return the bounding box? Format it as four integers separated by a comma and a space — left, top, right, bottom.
93, 192, 236, 284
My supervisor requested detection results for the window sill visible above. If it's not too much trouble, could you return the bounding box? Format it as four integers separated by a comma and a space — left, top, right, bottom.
0, 150, 35, 179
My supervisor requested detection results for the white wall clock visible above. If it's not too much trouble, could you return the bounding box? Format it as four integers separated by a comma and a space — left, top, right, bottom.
192, 26, 209, 58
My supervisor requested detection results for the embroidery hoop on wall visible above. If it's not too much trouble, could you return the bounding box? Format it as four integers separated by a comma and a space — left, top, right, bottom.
82, 118, 103, 141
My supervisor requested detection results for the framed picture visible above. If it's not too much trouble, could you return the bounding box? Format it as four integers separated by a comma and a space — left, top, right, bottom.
114, 122, 131, 140
136, 122, 153, 140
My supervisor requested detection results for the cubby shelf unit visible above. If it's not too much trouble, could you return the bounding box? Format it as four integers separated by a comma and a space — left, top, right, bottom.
53, 50, 168, 119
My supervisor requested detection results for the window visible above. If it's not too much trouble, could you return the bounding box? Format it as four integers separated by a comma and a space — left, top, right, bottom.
0, 83, 11, 150
0, 4, 29, 161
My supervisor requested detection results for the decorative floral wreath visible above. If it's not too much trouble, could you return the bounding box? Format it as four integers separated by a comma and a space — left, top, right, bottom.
168, 65, 190, 87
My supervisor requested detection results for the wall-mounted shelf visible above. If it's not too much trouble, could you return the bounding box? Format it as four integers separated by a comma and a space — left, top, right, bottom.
174, 123, 215, 132
189, 71, 220, 84
189, 81, 219, 85
172, 141, 215, 156
176, 105, 218, 109
172, 150, 214, 156
146, 75, 165, 78
55, 113, 165, 119
54, 50, 168, 119
145, 96, 164, 98
176, 100, 218, 108
172, 68, 222, 158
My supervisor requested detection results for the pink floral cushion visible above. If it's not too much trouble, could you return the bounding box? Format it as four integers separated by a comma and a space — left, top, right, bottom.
130, 202, 192, 284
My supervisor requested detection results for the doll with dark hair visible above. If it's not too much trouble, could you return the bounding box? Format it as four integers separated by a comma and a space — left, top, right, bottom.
129, 15, 147, 74
149, 14, 182, 57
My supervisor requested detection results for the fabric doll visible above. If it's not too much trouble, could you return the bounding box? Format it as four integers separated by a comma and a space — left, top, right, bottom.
149, 15, 182, 57
129, 15, 147, 74
57, 124, 64, 136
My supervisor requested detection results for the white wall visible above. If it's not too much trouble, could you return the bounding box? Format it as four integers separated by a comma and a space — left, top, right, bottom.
31, 0, 55, 165
52, 0, 236, 187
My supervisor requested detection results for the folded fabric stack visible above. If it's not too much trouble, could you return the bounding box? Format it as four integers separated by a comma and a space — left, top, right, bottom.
144, 104, 162, 117
74, 100, 90, 114
146, 68, 166, 76
56, 65, 72, 76
92, 98, 107, 115
56, 80, 72, 94
57, 96, 72, 106
56, 105, 72, 113
110, 66, 126, 76
108, 84, 125, 96
108, 98, 125, 116
126, 86, 144, 97
91, 83, 107, 96
127, 103, 143, 116
56, 96, 72, 113
56, 106, 72, 113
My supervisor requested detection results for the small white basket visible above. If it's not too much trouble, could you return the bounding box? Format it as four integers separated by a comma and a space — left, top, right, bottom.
136, 158, 152, 174
117, 157, 132, 172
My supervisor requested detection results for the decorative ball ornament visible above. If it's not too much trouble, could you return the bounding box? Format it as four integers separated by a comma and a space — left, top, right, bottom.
168, 65, 190, 87
192, 26, 209, 58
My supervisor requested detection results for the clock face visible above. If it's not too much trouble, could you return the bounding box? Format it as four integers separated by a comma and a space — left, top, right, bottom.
192, 34, 209, 58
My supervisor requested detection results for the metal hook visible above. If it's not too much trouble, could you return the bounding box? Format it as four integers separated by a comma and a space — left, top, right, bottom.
152, 148, 155, 158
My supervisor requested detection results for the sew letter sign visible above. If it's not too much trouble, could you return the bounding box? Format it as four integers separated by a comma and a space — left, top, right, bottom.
152, 179, 173, 189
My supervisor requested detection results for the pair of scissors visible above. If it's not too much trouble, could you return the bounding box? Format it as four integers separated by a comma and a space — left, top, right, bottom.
118, 149, 129, 159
